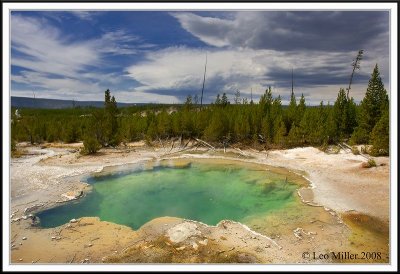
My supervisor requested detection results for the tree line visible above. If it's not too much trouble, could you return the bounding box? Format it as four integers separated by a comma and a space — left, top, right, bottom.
11, 65, 389, 156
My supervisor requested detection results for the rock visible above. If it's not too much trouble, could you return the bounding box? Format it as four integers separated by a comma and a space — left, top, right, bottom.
255, 246, 264, 253
22, 237, 27, 240
70, 219, 77, 223
19, 258, 23, 261
24, 204, 43, 214
51, 236, 56, 240
166, 222, 201, 243
237, 253, 258, 263
22, 216, 28, 220
176, 246, 186, 251
192, 243, 198, 250
19, 242, 23, 245
198, 239, 208, 246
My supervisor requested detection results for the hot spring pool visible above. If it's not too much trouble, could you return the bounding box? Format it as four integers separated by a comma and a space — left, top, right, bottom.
37, 159, 304, 229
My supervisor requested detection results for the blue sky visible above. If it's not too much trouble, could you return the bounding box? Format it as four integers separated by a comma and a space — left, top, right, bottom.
10, 10, 390, 104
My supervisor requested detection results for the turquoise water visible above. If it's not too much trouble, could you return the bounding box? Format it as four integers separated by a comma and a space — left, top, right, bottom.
37, 160, 298, 229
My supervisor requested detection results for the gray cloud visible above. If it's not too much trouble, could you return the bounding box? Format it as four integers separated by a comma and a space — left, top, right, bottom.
172, 11, 389, 52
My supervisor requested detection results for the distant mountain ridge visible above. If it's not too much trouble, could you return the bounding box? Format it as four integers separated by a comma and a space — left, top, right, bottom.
11, 96, 141, 109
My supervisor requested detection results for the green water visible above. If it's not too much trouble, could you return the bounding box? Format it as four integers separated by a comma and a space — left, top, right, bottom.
37, 160, 299, 229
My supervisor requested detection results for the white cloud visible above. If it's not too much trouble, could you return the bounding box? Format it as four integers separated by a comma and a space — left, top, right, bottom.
171, 12, 233, 47
10, 15, 152, 101
68, 11, 97, 21
11, 15, 100, 78
96, 29, 143, 55
126, 46, 386, 103
114, 90, 179, 104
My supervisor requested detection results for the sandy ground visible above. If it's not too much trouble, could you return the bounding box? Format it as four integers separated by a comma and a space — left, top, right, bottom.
8, 142, 390, 264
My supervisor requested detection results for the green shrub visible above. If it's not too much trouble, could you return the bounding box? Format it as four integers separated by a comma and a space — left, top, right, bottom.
82, 135, 101, 155
11, 139, 16, 152
368, 158, 377, 167
351, 146, 360, 155
361, 158, 376, 168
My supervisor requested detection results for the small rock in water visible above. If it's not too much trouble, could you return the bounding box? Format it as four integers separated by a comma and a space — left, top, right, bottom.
22, 237, 27, 240
51, 236, 56, 240
70, 219, 77, 223
19, 242, 23, 246
19, 258, 23, 261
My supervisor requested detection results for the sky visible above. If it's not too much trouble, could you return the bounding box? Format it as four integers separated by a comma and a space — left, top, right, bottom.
10, 10, 390, 105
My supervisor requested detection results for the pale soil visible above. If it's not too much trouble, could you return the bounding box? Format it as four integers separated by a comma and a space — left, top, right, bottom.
8, 141, 390, 264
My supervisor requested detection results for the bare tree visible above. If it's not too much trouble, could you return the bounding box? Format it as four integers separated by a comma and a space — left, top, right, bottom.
200, 53, 207, 109
347, 49, 364, 99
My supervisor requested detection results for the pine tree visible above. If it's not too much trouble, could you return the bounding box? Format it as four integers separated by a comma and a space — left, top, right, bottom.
259, 87, 273, 115
333, 88, 356, 139
204, 110, 226, 141
221, 93, 230, 107
298, 93, 306, 120
234, 90, 241, 104
215, 94, 222, 105
351, 64, 389, 144
273, 115, 286, 146
193, 94, 199, 105
285, 90, 297, 131
104, 91, 119, 146
370, 109, 389, 155
184, 95, 193, 111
